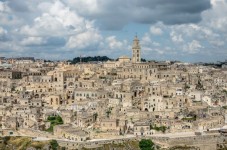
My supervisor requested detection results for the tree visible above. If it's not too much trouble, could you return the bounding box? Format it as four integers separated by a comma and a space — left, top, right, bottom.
141, 58, 146, 62
139, 139, 155, 150
70, 56, 113, 64
46, 116, 63, 132
50, 140, 59, 150
56, 116, 63, 124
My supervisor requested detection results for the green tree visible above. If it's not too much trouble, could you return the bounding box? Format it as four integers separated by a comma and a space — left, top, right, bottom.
70, 56, 113, 64
46, 116, 63, 132
47, 116, 56, 121
50, 140, 59, 150
56, 116, 63, 123
139, 139, 154, 150
141, 58, 146, 62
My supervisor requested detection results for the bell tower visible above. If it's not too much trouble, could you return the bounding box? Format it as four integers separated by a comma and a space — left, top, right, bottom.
132, 35, 141, 63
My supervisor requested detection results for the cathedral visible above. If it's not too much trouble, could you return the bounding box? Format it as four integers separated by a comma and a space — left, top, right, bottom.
103, 35, 143, 68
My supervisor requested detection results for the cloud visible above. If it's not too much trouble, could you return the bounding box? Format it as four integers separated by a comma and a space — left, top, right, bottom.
0, 26, 8, 41
141, 34, 160, 47
183, 40, 203, 54
66, 29, 102, 50
138, 0, 227, 62
0, 1, 22, 26
0, 0, 104, 59
65, 0, 211, 29
18, 1, 91, 37
202, 0, 227, 32
170, 31, 184, 43
150, 26, 163, 35
21, 37, 45, 46
0, 0, 226, 62
0, 1, 10, 12
105, 36, 127, 50
7, 0, 30, 12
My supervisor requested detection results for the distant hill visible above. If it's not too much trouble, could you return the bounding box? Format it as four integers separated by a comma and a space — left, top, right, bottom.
70, 56, 113, 64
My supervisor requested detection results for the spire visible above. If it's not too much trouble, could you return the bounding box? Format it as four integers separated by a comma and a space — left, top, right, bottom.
133, 35, 140, 49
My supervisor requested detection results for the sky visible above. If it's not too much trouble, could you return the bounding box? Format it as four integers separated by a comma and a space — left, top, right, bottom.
0, 0, 227, 62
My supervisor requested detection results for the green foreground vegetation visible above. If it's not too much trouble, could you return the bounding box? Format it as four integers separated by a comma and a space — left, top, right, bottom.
0, 136, 64, 150
139, 139, 155, 150
0, 136, 205, 150
45, 115, 64, 132
150, 125, 167, 133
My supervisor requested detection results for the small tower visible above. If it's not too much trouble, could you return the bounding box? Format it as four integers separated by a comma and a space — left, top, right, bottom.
132, 35, 141, 63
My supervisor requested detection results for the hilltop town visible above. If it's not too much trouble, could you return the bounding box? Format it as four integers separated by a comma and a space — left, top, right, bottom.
0, 36, 227, 149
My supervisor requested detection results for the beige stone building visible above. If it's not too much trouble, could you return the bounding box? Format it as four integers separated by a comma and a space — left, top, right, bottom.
54, 124, 89, 141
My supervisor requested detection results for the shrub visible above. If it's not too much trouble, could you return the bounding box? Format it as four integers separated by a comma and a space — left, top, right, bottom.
139, 139, 154, 150
50, 140, 59, 150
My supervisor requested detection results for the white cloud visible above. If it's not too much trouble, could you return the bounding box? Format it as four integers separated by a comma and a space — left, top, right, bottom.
0, 1, 22, 26
141, 33, 161, 49
0, 26, 8, 41
0, 27, 7, 35
106, 36, 123, 49
66, 29, 102, 49
64, 0, 211, 30
150, 26, 163, 35
209, 40, 225, 46
202, 0, 227, 32
64, 0, 99, 16
48, 1, 85, 29
141, 34, 152, 43
183, 40, 203, 54
21, 37, 45, 46
19, 1, 91, 37
170, 31, 184, 43
0, 1, 10, 12
0, 0, 226, 62
139, 0, 227, 61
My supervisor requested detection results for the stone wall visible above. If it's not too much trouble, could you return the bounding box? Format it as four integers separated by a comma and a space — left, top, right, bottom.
150, 134, 220, 150
57, 133, 224, 150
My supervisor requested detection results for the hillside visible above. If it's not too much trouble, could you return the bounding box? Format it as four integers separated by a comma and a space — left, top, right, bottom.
0, 136, 60, 150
